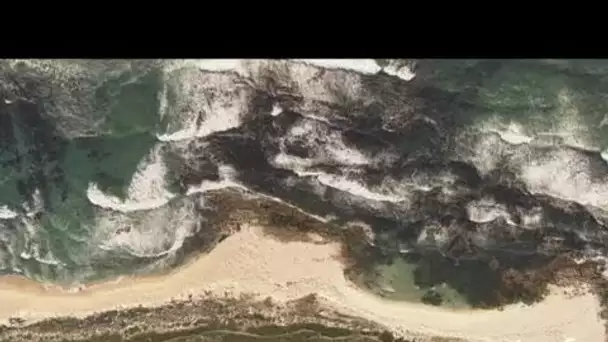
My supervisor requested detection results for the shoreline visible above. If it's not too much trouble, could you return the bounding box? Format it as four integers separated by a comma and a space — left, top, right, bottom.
0, 224, 604, 342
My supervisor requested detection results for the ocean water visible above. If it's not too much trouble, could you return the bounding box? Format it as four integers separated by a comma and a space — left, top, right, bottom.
358, 256, 469, 308
1, 59, 607, 307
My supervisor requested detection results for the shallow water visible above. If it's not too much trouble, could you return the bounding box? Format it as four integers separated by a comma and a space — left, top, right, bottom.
362, 256, 469, 308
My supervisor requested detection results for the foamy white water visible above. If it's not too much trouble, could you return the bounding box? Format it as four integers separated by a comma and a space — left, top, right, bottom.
159, 59, 370, 143
93, 197, 201, 259
492, 126, 534, 145
315, 173, 406, 203
476, 118, 534, 145
86, 146, 175, 213
185, 165, 245, 195
466, 198, 513, 224
511, 206, 543, 229
181, 164, 331, 223
168, 59, 384, 78
382, 61, 416, 81
0, 206, 18, 220
186, 180, 244, 196
462, 133, 515, 175
270, 103, 282, 116
417, 224, 451, 246
158, 60, 243, 123
165, 59, 369, 98
23, 189, 44, 218
87, 184, 174, 213
550, 87, 597, 151
521, 149, 608, 211
475, 87, 602, 152
274, 119, 370, 169
163, 59, 245, 75
293, 59, 381, 74
18, 217, 65, 268
157, 68, 249, 142
463, 131, 608, 212
156, 112, 242, 142
471, 86, 601, 153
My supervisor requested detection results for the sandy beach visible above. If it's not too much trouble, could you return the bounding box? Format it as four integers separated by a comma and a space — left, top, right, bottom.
0, 224, 604, 342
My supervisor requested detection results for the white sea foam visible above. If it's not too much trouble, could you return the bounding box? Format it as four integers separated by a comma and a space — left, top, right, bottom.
475, 116, 534, 146
290, 61, 366, 106
464, 129, 608, 211
548, 87, 597, 150
314, 172, 406, 203
185, 165, 245, 195
590, 255, 608, 279
293, 59, 381, 74
475, 87, 598, 151
156, 113, 242, 142
287, 167, 414, 206
417, 224, 451, 246
0, 206, 18, 220
32, 247, 63, 266
158, 59, 371, 144
270, 103, 283, 117
519, 206, 544, 228
86, 145, 175, 213
166, 59, 382, 79
93, 197, 202, 259
382, 61, 416, 81
460, 133, 514, 175
8, 59, 90, 80
520, 149, 608, 211
157, 69, 250, 142
274, 119, 370, 169
18, 217, 65, 267
466, 198, 512, 224
491, 125, 534, 145
163, 59, 245, 75
23, 189, 44, 218
166, 59, 366, 108
87, 184, 174, 213
158, 76, 169, 122
182, 165, 329, 223
405, 170, 457, 194
188, 59, 245, 72
20, 219, 37, 259
273, 115, 462, 205
186, 179, 244, 196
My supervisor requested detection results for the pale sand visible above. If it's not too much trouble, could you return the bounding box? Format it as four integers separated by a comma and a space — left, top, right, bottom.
0, 225, 604, 342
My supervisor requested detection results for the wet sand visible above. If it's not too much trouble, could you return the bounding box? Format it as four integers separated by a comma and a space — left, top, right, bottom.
0, 224, 604, 342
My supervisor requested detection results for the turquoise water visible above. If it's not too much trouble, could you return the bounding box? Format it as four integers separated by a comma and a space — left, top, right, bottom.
358, 256, 470, 309
0, 64, 167, 284
424, 60, 608, 151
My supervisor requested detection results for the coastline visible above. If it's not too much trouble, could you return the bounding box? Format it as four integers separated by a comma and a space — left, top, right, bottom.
0, 224, 604, 342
